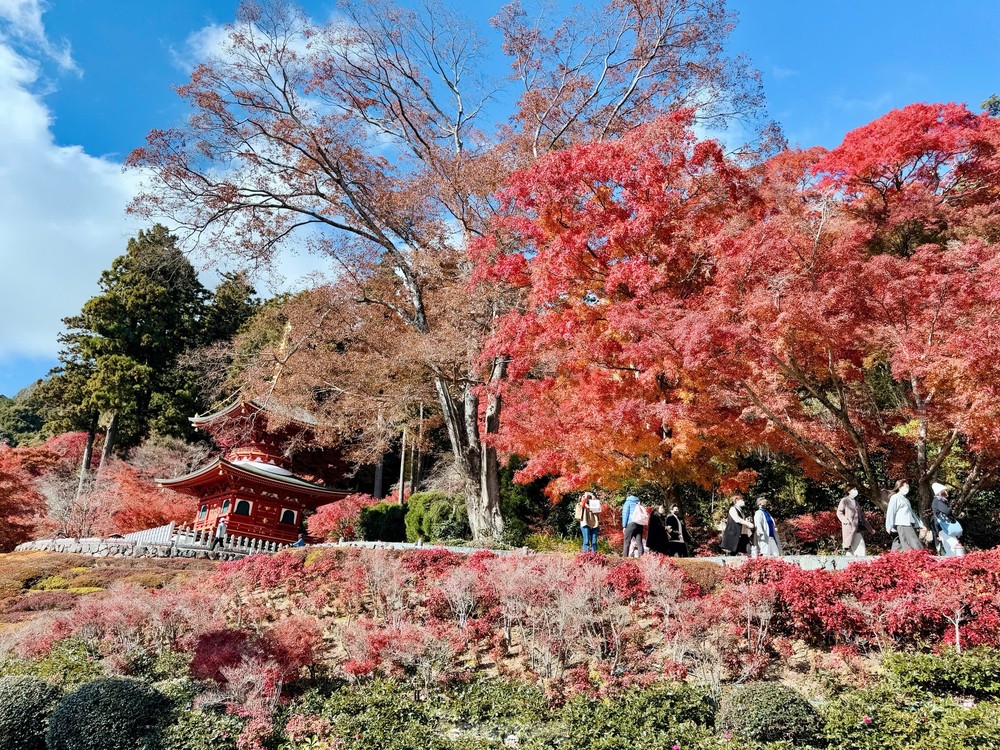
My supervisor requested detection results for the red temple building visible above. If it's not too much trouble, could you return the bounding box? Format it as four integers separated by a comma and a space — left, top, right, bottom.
157, 399, 351, 544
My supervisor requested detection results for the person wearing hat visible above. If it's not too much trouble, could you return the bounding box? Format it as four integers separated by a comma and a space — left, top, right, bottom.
932, 482, 963, 556
836, 488, 868, 556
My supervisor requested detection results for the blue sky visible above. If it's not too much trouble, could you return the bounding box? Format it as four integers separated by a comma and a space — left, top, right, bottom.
0, 0, 997, 398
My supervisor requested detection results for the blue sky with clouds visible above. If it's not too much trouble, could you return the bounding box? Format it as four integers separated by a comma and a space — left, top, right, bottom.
0, 0, 997, 397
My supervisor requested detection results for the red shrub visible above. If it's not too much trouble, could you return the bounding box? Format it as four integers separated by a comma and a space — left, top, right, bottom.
400, 548, 462, 577
262, 615, 323, 680
604, 560, 648, 603
190, 629, 256, 683
307, 493, 380, 541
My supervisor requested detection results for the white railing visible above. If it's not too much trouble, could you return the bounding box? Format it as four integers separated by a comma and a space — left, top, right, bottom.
123, 522, 176, 545
171, 526, 285, 555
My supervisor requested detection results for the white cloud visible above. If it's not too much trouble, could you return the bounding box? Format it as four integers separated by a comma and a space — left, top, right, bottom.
0, 12, 143, 361
0, 0, 76, 72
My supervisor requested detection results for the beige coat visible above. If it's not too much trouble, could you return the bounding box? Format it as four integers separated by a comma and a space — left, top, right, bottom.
574, 502, 600, 529
836, 495, 861, 548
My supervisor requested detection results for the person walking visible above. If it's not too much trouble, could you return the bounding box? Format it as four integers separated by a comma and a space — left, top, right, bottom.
753, 496, 782, 557
663, 504, 689, 557
885, 479, 923, 551
720, 496, 754, 556
621, 494, 647, 557
645, 504, 671, 555
211, 517, 228, 551
932, 482, 963, 557
836, 488, 868, 557
575, 492, 601, 552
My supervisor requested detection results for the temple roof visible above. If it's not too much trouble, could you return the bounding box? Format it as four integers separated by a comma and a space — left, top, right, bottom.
191, 397, 317, 429
156, 457, 346, 499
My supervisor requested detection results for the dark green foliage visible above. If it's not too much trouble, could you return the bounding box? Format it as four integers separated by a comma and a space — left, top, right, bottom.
38, 226, 261, 454
823, 685, 1000, 750
984, 94, 1000, 117
159, 709, 244, 750
0, 675, 62, 750
447, 679, 548, 729
883, 648, 1000, 699
0, 388, 43, 446
46, 677, 171, 750
555, 683, 716, 750
405, 491, 469, 542
498, 457, 571, 546
718, 682, 821, 746
311, 679, 449, 750
290, 679, 718, 750
359, 502, 407, 542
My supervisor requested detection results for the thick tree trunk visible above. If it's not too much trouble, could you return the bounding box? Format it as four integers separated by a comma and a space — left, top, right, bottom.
98, 411, 118, 472
434, 363, 505, 541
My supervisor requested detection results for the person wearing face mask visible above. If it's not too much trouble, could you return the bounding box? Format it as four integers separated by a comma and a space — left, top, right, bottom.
885, 479, 924, 551
837, 487, 868, 557
720, 495, 754, 555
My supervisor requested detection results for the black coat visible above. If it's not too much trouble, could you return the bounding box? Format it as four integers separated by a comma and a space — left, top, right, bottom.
721, 507, 748, 553
646, 514, 671, 554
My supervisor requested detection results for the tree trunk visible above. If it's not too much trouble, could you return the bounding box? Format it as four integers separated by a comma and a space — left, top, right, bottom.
373, 455, 384, 498
434, 368, 505, 541
75, 414, 97, 498
98, 411, 118, 472
397, 427, 407, 504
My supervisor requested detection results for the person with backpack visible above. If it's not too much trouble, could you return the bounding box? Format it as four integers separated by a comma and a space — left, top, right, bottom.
932, 482, 963, 557
575, 491, 602, 552
621, 494, 647, 557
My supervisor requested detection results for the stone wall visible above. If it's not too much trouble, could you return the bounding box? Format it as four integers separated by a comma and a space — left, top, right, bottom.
14, 537, 249, 561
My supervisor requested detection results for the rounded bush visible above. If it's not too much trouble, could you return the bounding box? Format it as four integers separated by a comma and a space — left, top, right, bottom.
717, 682, 821, 745
0, 675, 62, 750
46, 677, 171, 750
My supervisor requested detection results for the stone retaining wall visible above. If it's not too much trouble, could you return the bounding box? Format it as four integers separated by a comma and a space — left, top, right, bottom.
14, 537, 249, 561
13, 536, 875, 570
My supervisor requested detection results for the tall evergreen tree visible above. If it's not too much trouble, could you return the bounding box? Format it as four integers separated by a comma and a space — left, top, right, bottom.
40, 225, 209, 465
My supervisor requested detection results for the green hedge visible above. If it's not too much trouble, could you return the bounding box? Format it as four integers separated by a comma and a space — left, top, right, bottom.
883, 648, 1000, 699
404, 492, 469, 542
822, 685, 1000, 750
160, 709, 245, 750
359, 502, 407, 542
0, 675, 62, 750
46, 677, 171, 750
717, 682, 821, 746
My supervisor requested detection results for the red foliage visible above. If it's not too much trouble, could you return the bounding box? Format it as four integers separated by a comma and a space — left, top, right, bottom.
0, 446, 45, 551
604, 560, 648, 603
400, 548, 463, 577
90, 463, 192, 535
262, 615, 323, 679
786, 511, 842, 547
190, 629, 256, 683
307, 493, 380, 541
475, 102, 1000, 509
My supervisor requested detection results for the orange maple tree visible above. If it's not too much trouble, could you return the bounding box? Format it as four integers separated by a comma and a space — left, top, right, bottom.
478, 103, 1000, 515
